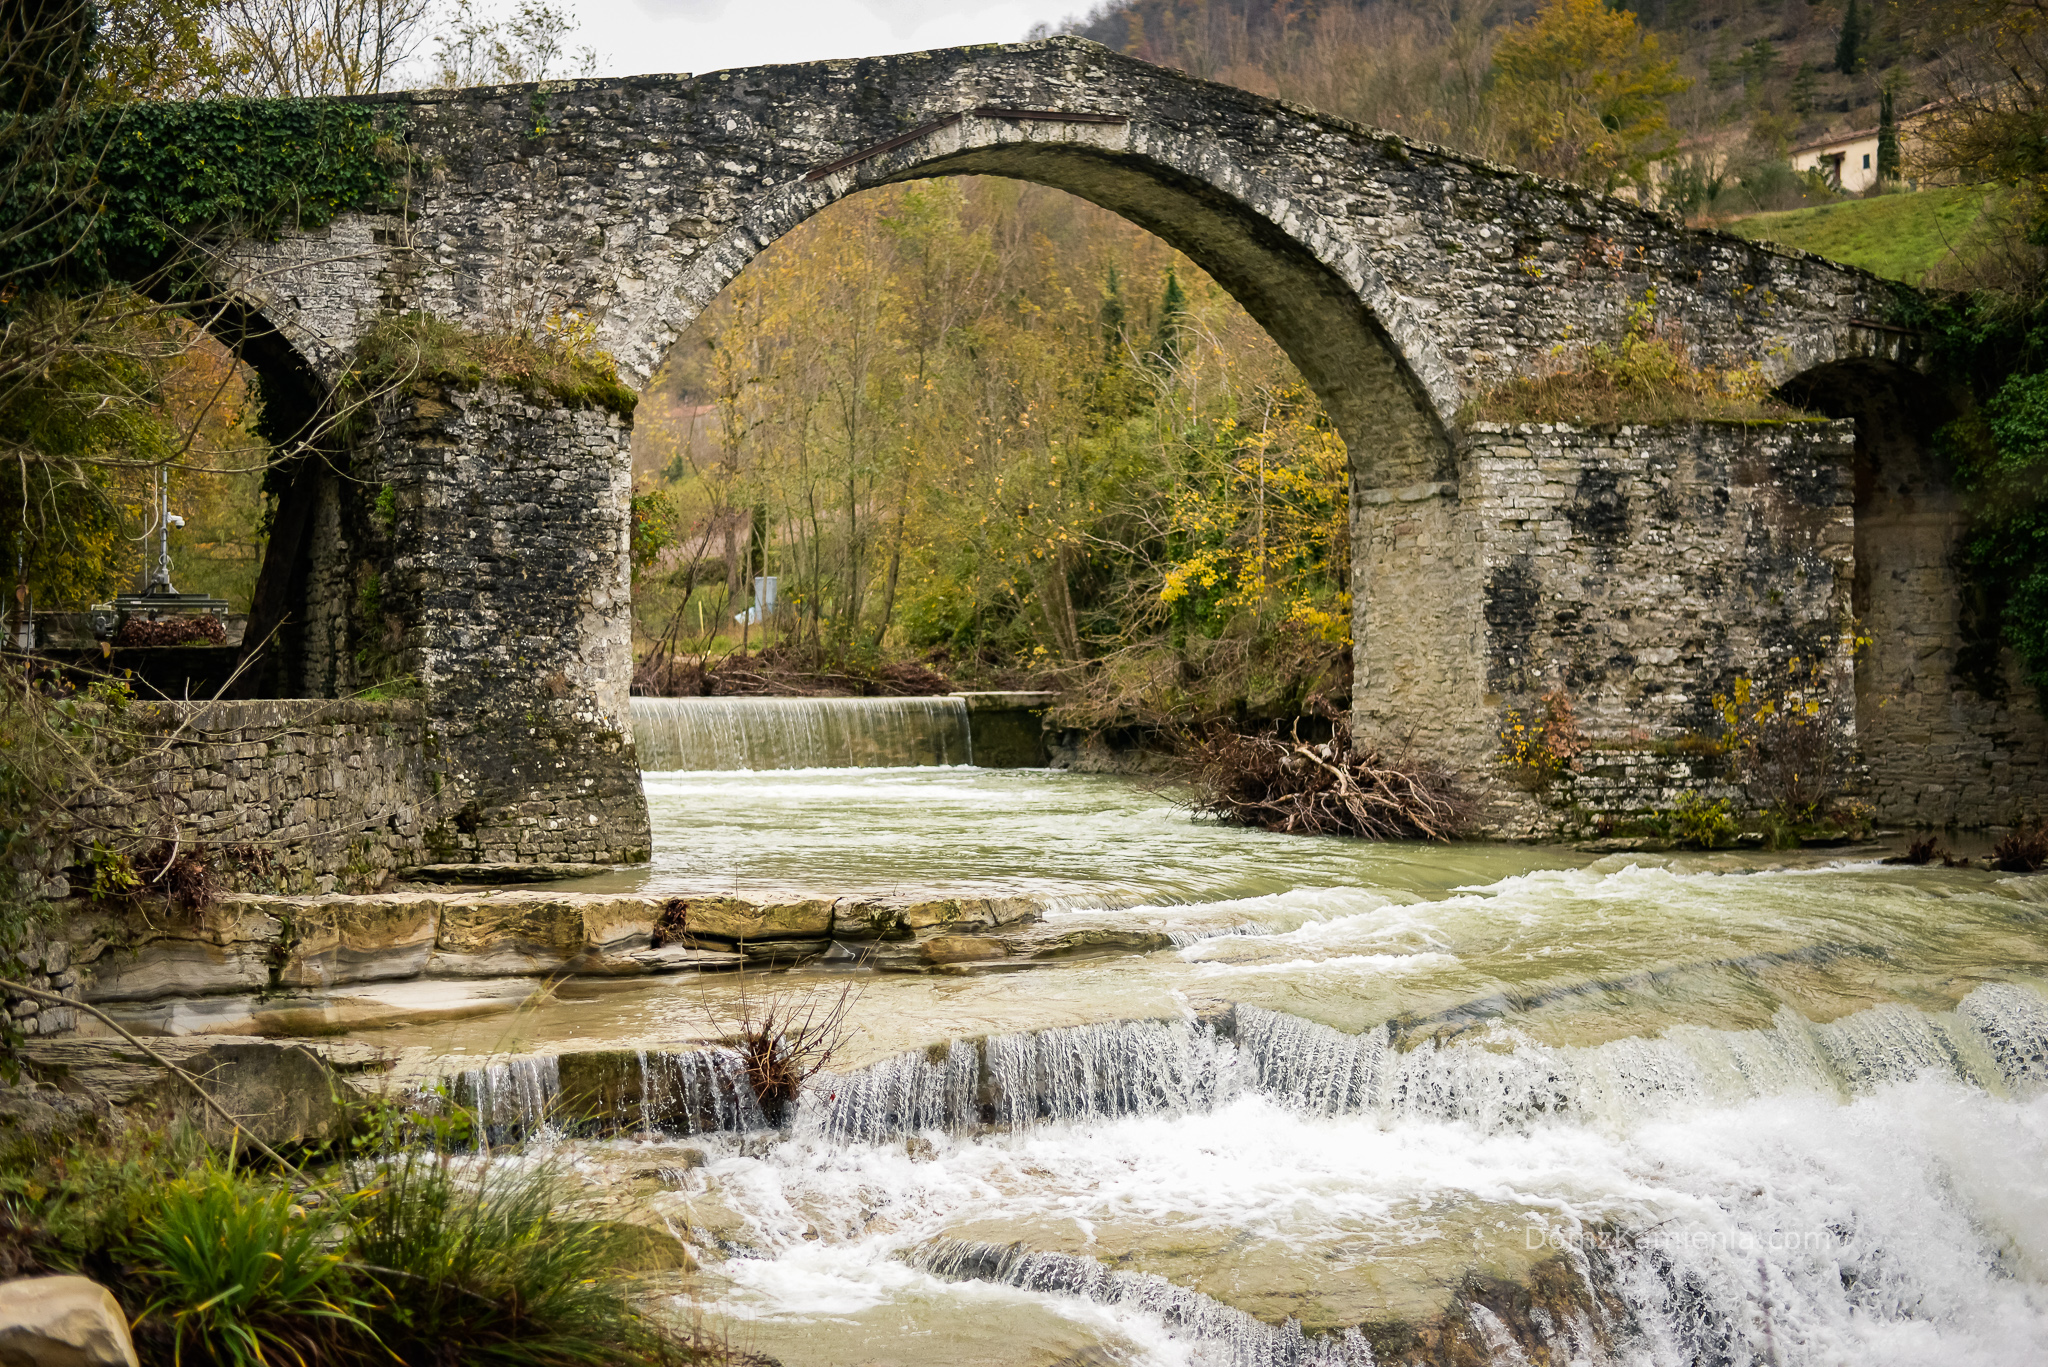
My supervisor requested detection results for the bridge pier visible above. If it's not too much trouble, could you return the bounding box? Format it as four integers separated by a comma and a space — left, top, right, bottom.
1384, 418, 1864, 838
303, 377, 650, 865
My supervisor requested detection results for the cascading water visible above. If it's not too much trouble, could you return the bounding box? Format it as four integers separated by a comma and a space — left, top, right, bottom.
451, 1055, 561, 1135
635, 1047, 768, 1134
658, 985, 2048, 1366
630, 695, 972, 770
913, 1240, 1381, 1367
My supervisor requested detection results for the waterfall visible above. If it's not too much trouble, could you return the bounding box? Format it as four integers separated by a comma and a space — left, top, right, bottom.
914, 1239, 1377, 1367
631, 695, 972, 770
434, 982, 2048, 1146
1233, 979, 2048, 1129
805, 1039, 980, 1144
795, 1018, 1234, 1143
451, 1055, 561, 1135
983, 1018, 1235, 1128
635, 1047, 769, 1135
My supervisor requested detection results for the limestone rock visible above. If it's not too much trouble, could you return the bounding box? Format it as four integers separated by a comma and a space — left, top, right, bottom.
265, 895, 440, 988
429, 893, 654, 976
671, 896, 834, 942
20, 1038, 350, 1148
923, 935, 1009, 964
0, 1275, 139, 1367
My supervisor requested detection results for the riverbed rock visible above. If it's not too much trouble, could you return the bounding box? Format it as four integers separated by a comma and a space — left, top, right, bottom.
66, 901, 282, 1003
429, 894, 655, 975
0, 1275, 139, 1367
269, 895, 441, 987
1009, 926, 1177, 960
736, 939, 831, 966
19, 1037, 351, 1148
923, 935, 1010, 964
666, 896, 835, 943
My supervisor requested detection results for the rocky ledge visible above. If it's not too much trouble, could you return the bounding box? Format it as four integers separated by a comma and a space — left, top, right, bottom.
48, 890, 1179, 1036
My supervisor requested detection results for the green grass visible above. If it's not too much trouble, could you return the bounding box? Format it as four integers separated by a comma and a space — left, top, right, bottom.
1722, 185, 2007, 285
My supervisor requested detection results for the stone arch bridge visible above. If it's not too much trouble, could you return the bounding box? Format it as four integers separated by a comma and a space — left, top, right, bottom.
210, 35, 2043, 857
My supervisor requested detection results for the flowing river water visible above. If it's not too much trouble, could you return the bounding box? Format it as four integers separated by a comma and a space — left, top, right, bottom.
336, 762, 2048, 1365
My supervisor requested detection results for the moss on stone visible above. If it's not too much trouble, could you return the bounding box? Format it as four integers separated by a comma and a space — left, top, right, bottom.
347, 311, 637, 417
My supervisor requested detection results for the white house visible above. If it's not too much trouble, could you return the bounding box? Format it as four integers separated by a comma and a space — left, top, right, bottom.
1789, 127, 1885, 193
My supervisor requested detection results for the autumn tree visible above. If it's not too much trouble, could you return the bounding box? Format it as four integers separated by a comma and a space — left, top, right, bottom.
1488, 0, 1690, 190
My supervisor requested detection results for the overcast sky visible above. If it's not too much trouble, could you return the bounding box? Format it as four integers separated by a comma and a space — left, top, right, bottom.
549, 0, 1091, 80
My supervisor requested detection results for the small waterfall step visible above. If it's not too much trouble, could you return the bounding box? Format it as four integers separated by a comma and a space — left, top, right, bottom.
629, 692, 1053, 770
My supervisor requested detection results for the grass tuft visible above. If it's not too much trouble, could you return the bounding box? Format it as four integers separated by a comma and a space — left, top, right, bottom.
348, 312, 637, 418
1468, 322, 1810, 426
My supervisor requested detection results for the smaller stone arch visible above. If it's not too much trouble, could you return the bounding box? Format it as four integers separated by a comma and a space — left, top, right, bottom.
1779, 357, 2048, 827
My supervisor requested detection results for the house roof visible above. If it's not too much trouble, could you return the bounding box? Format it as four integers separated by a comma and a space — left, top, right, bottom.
1787, 99, 1944, 157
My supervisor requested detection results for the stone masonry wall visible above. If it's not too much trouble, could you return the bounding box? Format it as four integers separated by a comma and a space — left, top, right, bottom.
316, 378, 650, 864
1843, 375, 2048, 826
8, 699, 437, 1033
60, 700, 436, 891
1436, 421, 1858, 836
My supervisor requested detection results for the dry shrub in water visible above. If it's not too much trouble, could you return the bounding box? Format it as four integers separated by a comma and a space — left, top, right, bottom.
706, 978, 861, 1122
649, 898, 690, 949
1180, 720, 1470, 841
1993, 817, 2048, 873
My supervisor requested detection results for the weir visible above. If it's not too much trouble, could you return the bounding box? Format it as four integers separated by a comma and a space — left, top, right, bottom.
436, 982, 2048, 1143
630, 696, 971, 769
629, 692, 1054, 769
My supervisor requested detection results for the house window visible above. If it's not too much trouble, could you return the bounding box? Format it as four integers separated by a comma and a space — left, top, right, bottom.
1863, 153, 1871, 169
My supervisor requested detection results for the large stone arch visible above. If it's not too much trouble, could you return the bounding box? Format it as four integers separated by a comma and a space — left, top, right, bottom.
649, 114, 1455, 492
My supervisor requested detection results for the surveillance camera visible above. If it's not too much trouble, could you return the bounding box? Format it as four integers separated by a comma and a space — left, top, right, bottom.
166, 514, 186, 528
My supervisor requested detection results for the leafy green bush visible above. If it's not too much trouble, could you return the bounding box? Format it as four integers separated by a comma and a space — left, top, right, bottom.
1908, 291, 2048, 690
1664, 792, 1737, 848
2, 1117, 706, 1367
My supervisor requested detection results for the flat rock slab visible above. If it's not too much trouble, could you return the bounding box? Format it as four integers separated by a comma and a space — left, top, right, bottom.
48, 887, 1122, 1021
401, 863, 613, 883
89, 978, 554, 1038
17, 1037, 351, 1147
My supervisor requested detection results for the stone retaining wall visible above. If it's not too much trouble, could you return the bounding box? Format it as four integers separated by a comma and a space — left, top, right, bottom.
57, 699, 436, 894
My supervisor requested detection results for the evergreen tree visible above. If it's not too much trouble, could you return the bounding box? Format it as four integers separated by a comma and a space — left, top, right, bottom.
1099, 264, 1127, 360
1790, 60, 1818, 115
1150, 267, 1187, 369
1876, 85, 1902, 183
1835, 0, 1863, 74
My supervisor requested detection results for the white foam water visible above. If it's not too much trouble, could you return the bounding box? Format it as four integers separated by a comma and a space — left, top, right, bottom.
653, 983, 2048, 1366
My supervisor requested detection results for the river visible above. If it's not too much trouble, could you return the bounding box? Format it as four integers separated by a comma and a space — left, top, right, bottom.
341, 763, 2048, 1366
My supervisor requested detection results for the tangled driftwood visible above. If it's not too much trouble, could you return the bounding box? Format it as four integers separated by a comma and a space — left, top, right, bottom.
1180, 721, 1470, 841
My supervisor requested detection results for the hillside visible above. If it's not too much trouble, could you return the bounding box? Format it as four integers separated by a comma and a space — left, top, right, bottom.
1723, 184, 2007, 285
1062, 0, 1942, 204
